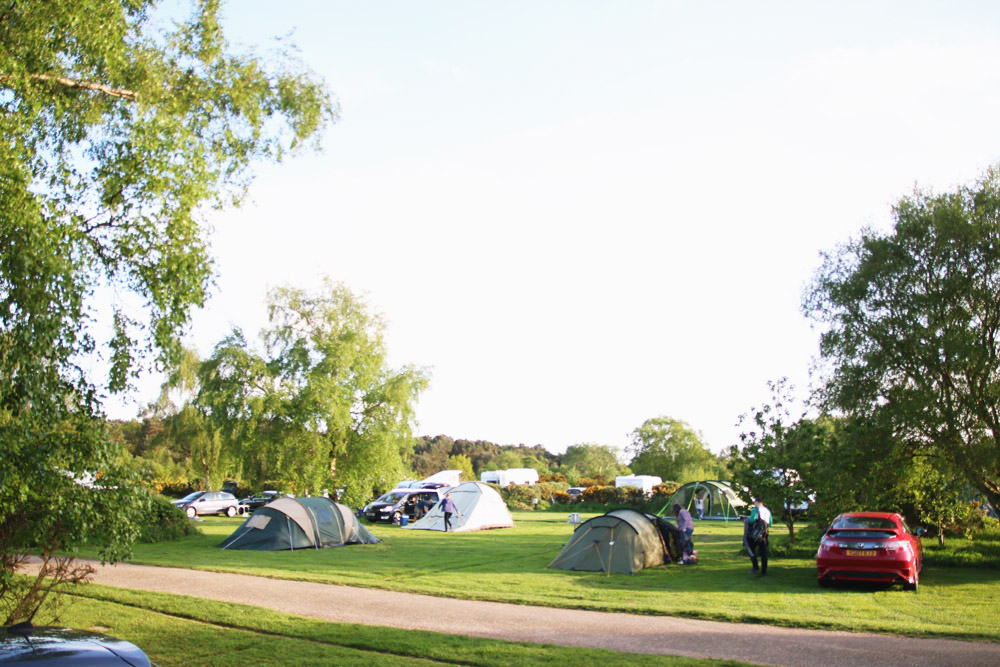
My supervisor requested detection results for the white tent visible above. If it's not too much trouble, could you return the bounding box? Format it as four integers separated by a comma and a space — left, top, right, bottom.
406, 481, 514, 532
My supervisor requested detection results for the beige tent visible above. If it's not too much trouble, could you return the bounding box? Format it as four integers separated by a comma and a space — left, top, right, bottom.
406, 481, 514, 532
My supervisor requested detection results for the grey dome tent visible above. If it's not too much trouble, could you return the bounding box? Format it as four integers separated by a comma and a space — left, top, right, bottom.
664, 480, 747, 521
406, 481, 514, 532
548, 509, 669, 574
219, 497, 379, 550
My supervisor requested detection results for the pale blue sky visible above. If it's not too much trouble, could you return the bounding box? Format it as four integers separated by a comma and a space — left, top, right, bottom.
112, 1, 1000, 455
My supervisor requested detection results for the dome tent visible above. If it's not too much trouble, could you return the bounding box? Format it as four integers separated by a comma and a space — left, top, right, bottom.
219, 497, 379, 550
548, 509, 668, 574
406, 481, 514, 532
664, 481, 747, 521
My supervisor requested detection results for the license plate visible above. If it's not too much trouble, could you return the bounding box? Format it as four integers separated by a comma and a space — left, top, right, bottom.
845, 549, 877, 557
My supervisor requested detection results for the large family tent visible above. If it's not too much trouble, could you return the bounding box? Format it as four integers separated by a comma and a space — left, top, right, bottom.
406, 481, 514, 532
219, 497, 379, 550
665, 480, 747, 521
548, 509, 668, 574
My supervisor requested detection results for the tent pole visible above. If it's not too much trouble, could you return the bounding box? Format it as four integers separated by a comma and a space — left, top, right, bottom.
606, 526, 614, 577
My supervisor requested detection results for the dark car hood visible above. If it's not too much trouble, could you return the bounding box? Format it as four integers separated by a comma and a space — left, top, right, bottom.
0, 625, 151, 666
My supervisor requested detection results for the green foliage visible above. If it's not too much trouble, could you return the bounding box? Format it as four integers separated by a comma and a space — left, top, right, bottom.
196, 280, 428, 507
627, 416, 721, 483
138, 495, 199, 543
409, 435, 560, 479
447, 454, 476, 482
500, 481, 567, 510
729, 380, 815, 543
805, 164, 1000, 512
0, 0, 333, 622
557, 443, 628, 483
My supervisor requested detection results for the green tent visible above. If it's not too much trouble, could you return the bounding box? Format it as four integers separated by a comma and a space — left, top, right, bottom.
219, 497, 379, 550
548, 509, 667, 574
663, 480, 747, 521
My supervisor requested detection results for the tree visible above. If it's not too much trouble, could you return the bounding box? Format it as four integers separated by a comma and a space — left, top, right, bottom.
0, 0, 333, 622
728, 380, 815, 543
447, 454, 476, 483
558, 443, 627, 482
197, 280, 429, 506
805, 166, 1000, 511
627, 417, 719, 483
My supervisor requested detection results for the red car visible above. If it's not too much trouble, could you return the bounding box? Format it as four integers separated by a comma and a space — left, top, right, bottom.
816, 512, 923, 591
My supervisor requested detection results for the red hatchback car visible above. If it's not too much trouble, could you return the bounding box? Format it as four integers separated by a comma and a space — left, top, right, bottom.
816, 512, 923, 591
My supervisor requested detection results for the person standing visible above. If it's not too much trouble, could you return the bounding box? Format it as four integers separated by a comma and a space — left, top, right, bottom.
695, 494, 704, 520
672, 503, 694, 557
441, 492, 460, 532
747, 497, 772, 575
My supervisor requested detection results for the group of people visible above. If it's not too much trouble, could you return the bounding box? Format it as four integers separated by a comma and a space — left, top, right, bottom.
403, 492, 462, 531
671, 495, 772, 574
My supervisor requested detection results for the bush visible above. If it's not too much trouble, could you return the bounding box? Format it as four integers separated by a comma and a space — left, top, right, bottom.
138, 495, 199, 543
550, 491, 572, 504
651, 482, 680, 498
153, 481, 197, 498
500, 481, 567, 510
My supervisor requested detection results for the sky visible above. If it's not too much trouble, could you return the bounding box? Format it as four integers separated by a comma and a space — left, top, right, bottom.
109, 1, 1000, 456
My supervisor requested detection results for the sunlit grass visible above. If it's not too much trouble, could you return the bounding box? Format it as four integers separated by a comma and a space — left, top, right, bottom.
57, 584, 740, 666
76, 511, 1000, 641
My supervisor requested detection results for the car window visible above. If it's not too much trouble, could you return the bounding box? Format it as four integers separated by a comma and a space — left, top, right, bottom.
831, 516, 897, 530
179, 492, 203, 502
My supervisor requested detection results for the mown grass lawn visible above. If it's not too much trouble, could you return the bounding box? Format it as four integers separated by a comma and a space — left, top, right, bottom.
55, 586, 738, 666
89, 511, 1000, 642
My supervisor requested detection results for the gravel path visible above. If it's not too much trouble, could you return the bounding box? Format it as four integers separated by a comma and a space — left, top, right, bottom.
35, 560, 1000, 666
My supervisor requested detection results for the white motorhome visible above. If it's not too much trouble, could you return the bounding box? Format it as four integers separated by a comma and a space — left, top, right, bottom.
506, 468, 539, 486
480, 468, 539, 488
615, 475, 663, 494
480, 470, 508, 487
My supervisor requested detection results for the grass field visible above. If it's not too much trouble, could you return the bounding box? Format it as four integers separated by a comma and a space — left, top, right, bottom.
52, 586, 740, 666
93, 510, 1000, 643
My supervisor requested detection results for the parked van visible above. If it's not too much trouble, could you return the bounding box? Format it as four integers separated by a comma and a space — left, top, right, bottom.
362, 487, 444, 523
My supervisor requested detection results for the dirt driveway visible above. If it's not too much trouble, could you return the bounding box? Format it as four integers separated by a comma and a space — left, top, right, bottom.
32, 560, 1000, 666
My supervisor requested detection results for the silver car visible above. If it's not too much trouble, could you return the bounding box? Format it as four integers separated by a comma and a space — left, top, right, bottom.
172, 491, 239, 518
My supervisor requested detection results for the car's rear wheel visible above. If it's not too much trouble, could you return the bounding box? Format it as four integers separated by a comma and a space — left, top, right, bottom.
226, 505, 237, 517
904, 573, 919, 592
185, 506, 197, 519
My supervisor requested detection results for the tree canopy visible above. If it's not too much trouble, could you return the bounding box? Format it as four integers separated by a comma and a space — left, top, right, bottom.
559, 443, 628, 482
0, 0, 334, 622
805, 166, 1000, 511
197, 280, 429, 506
627, 416, 720, 483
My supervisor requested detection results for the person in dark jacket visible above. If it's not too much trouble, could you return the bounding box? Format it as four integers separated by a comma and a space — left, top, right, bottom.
746, 497, 773, 575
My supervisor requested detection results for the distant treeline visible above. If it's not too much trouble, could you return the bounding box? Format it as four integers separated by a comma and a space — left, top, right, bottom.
410, 435, 559, 479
